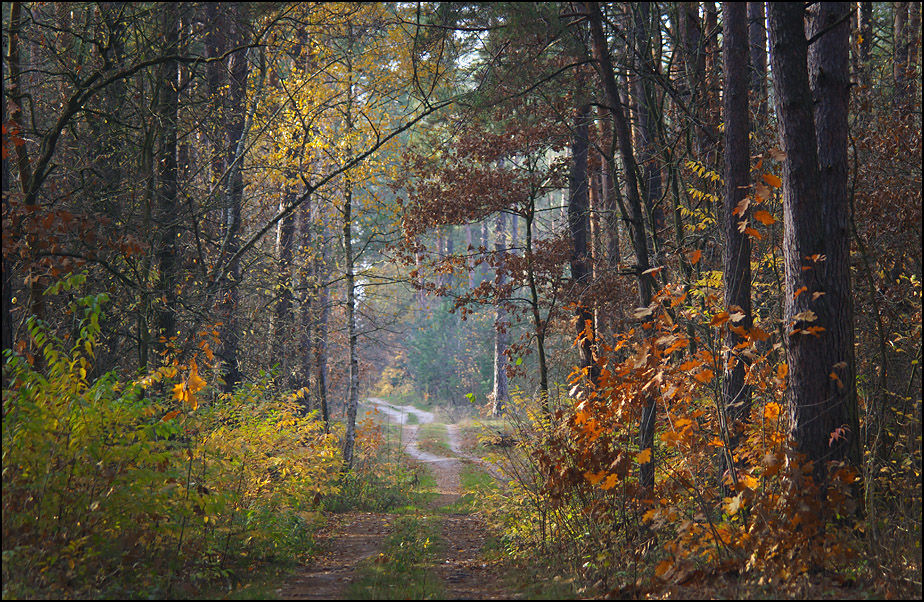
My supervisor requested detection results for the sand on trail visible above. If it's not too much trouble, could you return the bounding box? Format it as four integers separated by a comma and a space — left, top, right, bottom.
276, 399, 513, 600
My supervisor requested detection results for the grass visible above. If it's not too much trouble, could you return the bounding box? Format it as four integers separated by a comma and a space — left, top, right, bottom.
417, 422, 452, 455
346, 514, 445, 599
440, 463, 499, 515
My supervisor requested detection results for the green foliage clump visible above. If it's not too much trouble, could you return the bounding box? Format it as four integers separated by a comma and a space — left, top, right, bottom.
347, 515, 443, 600
2, 291, 342, 599
323, 414, 420, 513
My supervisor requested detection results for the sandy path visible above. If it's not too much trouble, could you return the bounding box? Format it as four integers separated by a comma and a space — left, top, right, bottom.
277, 399, 511, 600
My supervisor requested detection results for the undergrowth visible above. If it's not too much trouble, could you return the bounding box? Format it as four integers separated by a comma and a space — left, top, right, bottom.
346, 514, 443, 599
483, 283, 921, 599
2, 284, 340, 599
322, 409, 422, 513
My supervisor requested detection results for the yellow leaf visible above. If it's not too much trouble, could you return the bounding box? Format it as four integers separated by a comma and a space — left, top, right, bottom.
741, 473, 760, 490
188, 366, 206, 394
679, 358, 703, 371
636, 448, 652, 464
744, 226, 763, 240
660, 430, 682, 446
755, 181, 771, 201
725, 493, 743, 516
732, 197, 750, 216
634, 306, 654, 320
748, 327, 770, 342
601, 474, 619, 490
763, 402, 781, 421
575, 409, 590, 425
792, 309, 818, 322
776, 362, 788, 381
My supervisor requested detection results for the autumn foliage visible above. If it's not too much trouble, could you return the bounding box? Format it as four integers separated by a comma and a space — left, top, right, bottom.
2, 279, 342, 598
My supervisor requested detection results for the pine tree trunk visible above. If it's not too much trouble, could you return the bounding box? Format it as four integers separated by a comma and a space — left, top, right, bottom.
721, 2, 753, 473
769, 1, 861, 484
492, 211, 509, 416
586, 1, 656, 488
808, 1, 861, 469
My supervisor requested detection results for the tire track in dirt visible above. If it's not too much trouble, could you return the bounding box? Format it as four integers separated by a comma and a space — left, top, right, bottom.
277, 398, 513, 600
276, 512, 393, 600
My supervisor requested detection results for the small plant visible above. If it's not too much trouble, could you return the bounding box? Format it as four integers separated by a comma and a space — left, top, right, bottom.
347, 515, 444, 599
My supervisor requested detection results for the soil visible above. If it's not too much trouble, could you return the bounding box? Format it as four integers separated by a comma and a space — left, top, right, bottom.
276, 399, 516, 600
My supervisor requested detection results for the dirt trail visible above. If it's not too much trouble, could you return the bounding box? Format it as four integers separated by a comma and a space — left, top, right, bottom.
276, 399, 512, 600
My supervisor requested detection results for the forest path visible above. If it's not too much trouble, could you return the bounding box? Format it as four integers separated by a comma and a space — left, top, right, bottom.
276, 398, 514, 600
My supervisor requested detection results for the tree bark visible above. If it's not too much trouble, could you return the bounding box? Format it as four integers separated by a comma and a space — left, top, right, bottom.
893, 2, 910, 111
342, 177, 360, 466
857, 2, 873, 90
1, 69, 12, 360
155, 2, 181, 354
721, 2, 753, 476
569, 103, 597, 382
586, 1, 656, 488
492, 211, 509, 416
748, 2, 768, 126
769, 2, 860, 485
273, 188, 297, 386
217, 8, 248, 392
808, 1, 861, 469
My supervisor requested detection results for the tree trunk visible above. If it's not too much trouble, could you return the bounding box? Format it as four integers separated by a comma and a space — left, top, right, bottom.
314, 244, 330, 425
217, 10, 248, 392
807, 1, 861, 469
721, 2, 753, 476
893, 2, 910, 111
569, 103, 597, 382
596, 108, 622, 269
586, 1, 656, 488
768, 2, 860, 485
632, 2, 666, 273
155, 2, 181, 354
857, 2, 873, 90
342, 178, 360, 466
524, 208, 549, 402
298, 196, 315, 414
906, 2, 921, 109
1, 71, 12, 360
748, 2, 768, 126
273, 188, 297, 386
341, 35, 362, 463
492, 211, 509, 416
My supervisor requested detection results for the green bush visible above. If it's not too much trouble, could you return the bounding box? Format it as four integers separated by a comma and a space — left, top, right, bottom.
2, 291, 342, 599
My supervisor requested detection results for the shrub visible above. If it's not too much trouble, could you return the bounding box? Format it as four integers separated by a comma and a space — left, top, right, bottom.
2, 290, 342, 598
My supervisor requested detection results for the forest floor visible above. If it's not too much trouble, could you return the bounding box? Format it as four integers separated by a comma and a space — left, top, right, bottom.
275, 398, 518, 600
